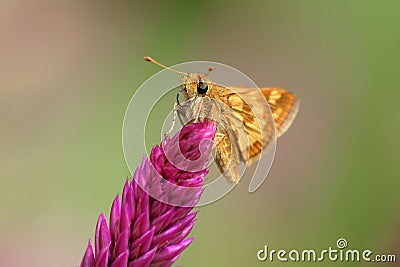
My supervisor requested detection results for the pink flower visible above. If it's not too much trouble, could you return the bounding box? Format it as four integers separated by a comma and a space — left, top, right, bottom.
80, 121, 216, 267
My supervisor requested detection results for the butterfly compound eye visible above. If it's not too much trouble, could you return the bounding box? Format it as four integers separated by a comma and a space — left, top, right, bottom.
197, 81, 208, 94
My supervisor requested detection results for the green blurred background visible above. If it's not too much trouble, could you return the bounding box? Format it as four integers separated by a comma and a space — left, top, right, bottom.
1, 1, 399, 266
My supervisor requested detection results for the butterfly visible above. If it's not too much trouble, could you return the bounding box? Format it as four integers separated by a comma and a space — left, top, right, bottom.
145, 56, 299, 183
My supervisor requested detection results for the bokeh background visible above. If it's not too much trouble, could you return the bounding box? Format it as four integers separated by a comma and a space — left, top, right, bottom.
1, 1, 399, 266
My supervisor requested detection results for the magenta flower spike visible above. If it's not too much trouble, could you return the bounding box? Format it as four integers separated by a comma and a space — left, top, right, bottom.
80, 121, 216, 267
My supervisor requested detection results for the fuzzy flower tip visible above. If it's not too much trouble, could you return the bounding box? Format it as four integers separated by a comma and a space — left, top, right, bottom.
80, 121, 216, 267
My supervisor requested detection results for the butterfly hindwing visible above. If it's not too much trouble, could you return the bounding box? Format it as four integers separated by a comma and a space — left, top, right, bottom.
214, 126, 241, 183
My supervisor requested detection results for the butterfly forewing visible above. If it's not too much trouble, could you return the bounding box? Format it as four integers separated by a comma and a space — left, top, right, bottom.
260, 88, 299, 137
176, 83, 298, 184
209, 85, 275, 166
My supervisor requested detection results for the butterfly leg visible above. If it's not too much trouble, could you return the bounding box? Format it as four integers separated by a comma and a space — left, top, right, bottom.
164, 102, 178, 136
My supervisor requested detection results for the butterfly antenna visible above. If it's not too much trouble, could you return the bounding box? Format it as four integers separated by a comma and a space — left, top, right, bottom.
144, 56, 187, 75
206, 66, 215, 76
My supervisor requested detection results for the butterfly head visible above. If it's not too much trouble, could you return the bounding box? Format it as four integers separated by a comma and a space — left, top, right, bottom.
181, 72, 212, 99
